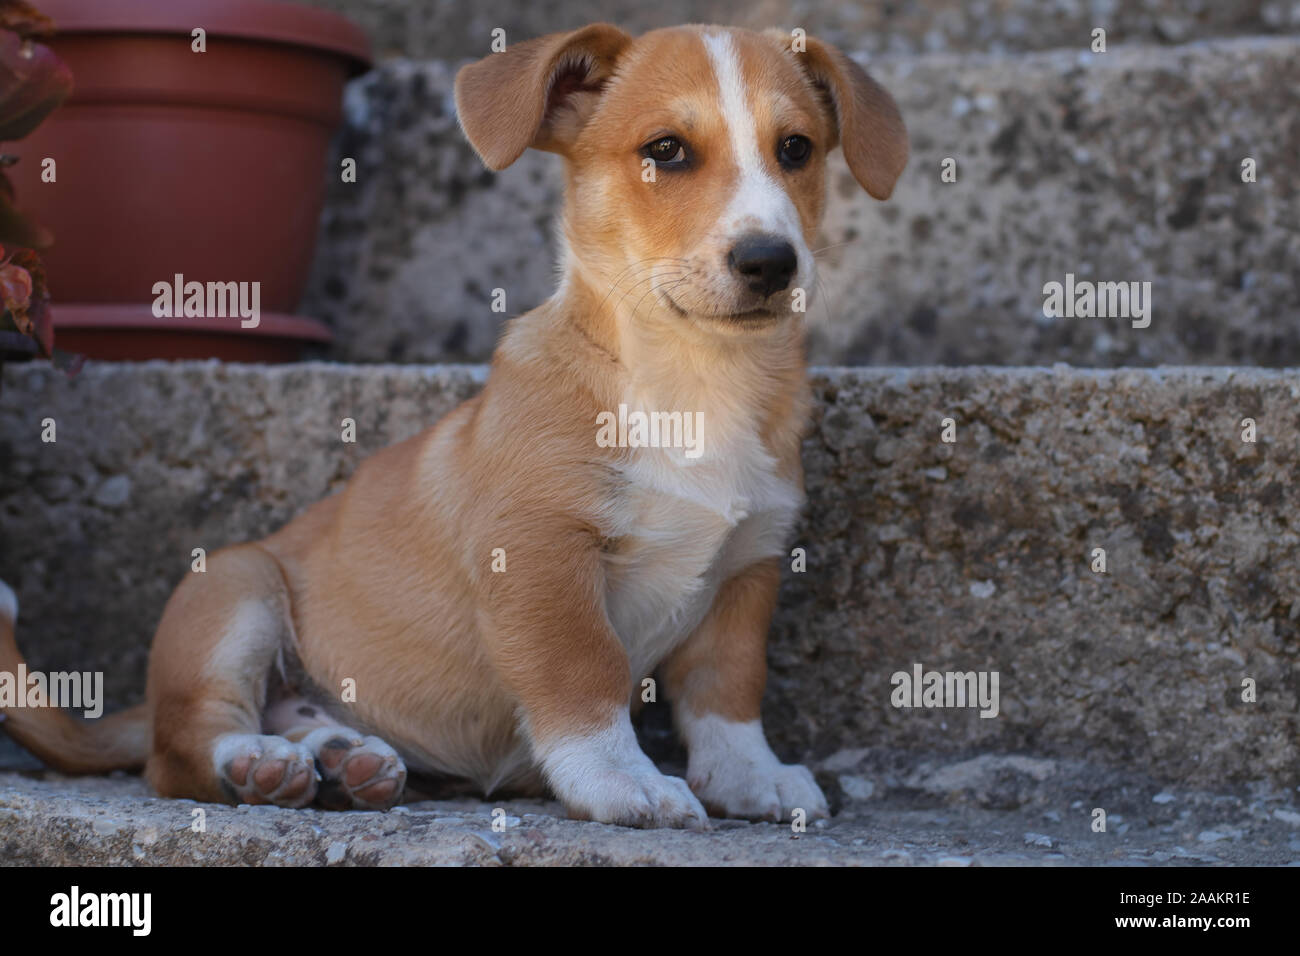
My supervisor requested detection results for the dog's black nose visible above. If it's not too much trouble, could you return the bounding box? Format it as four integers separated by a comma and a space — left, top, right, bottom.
728, 235, 798, 297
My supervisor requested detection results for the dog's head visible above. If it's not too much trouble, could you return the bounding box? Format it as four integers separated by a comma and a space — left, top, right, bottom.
455, 24, 907, 333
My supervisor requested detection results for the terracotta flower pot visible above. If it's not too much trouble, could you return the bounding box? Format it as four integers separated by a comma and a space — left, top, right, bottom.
7, 0, 371, 362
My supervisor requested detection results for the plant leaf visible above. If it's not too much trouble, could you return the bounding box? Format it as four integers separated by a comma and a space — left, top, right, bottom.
0, 1, 54, 41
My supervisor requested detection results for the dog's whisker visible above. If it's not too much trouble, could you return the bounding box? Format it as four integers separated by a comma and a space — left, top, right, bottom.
626, 271, 689, 318
653, 275, 694, 315
594, 259, 691, 316
595, 258, 684, 302
611, 271, 684, 314
621, 270, 691, 319
813, 272, 835, 323
611, 267, 686, 297
810, 236, 869, 256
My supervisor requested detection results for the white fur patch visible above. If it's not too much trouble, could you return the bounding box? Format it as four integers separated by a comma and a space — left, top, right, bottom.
0, 579, 17, 625
604, 423, 800, 680
702, 31, 809, 282
203, 600, 284, 685
534, 710, 707, 828
677, 710, 828, 822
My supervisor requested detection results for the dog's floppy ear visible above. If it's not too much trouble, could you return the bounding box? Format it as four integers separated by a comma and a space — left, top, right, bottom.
769, 31, 908, 200
454, 23, 632, 171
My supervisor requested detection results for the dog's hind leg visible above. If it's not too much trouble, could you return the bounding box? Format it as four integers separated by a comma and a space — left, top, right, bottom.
144, 545, 319, 808
263, 697, 408, 811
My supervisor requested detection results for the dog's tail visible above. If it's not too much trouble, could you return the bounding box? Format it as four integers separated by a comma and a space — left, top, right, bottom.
0, 578, 150, 773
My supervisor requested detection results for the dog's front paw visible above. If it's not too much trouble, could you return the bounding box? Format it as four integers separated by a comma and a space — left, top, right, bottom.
538, 718, 708, 829
690, 759, 828, 823
681, 715, 829, 823
567, 766, 709, 829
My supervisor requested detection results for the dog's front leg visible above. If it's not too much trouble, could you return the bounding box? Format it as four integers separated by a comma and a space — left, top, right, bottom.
485, 529, 707, 829
662, 558, 829, 823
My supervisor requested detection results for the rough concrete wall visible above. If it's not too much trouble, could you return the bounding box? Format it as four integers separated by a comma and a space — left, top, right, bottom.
300, 38, 1300, 367
1, 363, 1295, 788
293, 0, 1300, 59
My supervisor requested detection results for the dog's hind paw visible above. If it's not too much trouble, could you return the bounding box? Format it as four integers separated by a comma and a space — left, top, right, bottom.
213, 734, 320, 808
301, 727, 407, 811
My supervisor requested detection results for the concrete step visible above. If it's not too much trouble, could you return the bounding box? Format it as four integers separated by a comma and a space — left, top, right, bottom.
294, 0, 1300, 59
5, 749, 1299, 865
2, 361, 1297, 797
301, 36, 1300, 367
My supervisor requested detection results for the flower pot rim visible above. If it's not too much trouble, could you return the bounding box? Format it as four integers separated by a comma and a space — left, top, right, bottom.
38, 0, 371, 74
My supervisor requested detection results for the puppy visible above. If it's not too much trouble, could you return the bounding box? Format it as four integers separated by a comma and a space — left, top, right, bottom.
0, 23, 906, 827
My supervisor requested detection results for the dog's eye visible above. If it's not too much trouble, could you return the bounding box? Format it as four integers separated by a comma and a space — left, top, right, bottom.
778, 135, 812, 169
643, 136, 688, 167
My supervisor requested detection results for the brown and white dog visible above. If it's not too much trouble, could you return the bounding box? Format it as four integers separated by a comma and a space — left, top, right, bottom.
0, 23, 906, 827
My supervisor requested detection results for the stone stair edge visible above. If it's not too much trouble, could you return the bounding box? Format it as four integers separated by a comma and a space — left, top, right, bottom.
7, 360, 1300, 383
292, 0, 1300, 67
356, 32, 1300, 76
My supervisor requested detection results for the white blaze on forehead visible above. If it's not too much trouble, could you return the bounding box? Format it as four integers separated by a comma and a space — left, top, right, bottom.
701, 31, 805, 249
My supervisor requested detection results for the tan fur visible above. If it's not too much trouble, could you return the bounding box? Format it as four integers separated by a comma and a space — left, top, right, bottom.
0, 23, 906, 822
662, 558, 782, 722
0, 613, 149, 774
766, 30, 909, 200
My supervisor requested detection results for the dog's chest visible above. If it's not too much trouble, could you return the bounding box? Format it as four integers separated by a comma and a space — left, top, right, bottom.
601, 427, 802, 680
